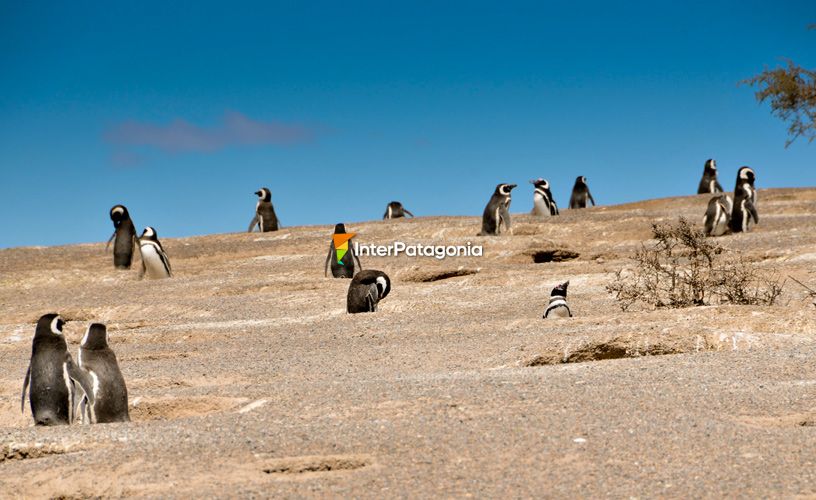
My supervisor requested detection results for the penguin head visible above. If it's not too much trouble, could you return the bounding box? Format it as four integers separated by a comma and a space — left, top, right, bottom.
705, 159, 717, 171
375, 273, 391, 300
574, 176, 587, 187
389, 201, 403, 209
738, 167, 756, 185
497, 183, 517, 196
81, 323, 109, 350
35, 313, 65, 339
140, 226, 158, 241
254, 188, 272, 202
334, 223, 347, 234
110, 205, 129, 223
530, 178, 549, 189
551, 281, 570, 297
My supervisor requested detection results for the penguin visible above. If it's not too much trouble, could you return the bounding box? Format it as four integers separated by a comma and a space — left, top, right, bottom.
138, 227, 172, 279
106, 205, 138, 269
734, 166, 757, 205
77, 323, 130, 424
479, 183, 517, 236
347, 270, 391, 313
729, 190, 759, 233
543, 281, 572, 319
325, 223, 363, 278
529, 178, 559, 216
21, 314, 95, 426
248, 187, 280, 232
383, 201, 414, 220
697, 159, 723, 194
703, 194, 732, 237
569, 176, 595, 209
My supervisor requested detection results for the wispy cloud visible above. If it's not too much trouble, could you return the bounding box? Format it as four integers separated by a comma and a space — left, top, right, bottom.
104, 110, 316, 156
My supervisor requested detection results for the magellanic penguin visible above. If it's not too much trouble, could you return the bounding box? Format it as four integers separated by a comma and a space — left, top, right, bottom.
729, 189, 759, 234
138, 227, 172, 279
734, 166, 757, 205
347, 270, 391, 313
529, 178, 559, 216
248, 187, 280, 232
383, 201, 414, 220
106, 205, 138, 269
21, 314, 95, 426
325, 223, 363, 278
543, 281, 572, 319
479, 183, 517, 236
77, 323, 130, 424
697, 159, 723, 194
569, 176, 595, 209
703, 194, 733, 237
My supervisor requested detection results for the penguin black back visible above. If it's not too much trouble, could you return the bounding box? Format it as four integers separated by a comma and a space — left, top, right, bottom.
248, 187, 280, 232
107, 205, 137, 269
325, 223, 362, 278
347, 270, 391, 313
383, 201, 414, 220
569, 176, 595, 209
79, 323, 130, 423
697, 159, 723, 194
734, 166, 757, 203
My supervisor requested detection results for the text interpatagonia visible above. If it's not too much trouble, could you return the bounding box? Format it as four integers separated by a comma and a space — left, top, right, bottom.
354, 241, 483, 260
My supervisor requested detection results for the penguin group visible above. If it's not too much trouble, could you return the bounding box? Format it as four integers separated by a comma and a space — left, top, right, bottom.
699, 161, 759, 236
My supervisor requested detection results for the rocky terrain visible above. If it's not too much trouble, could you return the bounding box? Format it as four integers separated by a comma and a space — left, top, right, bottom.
1, 188, 815, 498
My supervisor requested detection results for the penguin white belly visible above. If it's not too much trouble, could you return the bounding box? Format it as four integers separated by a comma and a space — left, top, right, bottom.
531, 194, 551, 216
547, 305, 571, 318
140, 244, 170, 279
711, 210, 728, 236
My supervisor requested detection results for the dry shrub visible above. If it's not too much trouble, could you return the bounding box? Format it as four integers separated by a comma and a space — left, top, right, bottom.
606, 218, 784, 311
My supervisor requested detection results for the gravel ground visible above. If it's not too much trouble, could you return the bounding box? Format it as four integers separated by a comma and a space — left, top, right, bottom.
1, 188, 814, 498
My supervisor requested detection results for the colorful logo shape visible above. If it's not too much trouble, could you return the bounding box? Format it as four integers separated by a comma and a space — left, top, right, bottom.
333, 233, 356, 265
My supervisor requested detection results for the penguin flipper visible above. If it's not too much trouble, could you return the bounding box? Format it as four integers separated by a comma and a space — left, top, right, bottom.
66, 360, 95, 422
588, 191, 596, 206
353, 249, 363, 272
248, 215, 259, 233
715, 180, 724, 193
105, 232, 115, 251
748, 201, 759, 224
324, 246, 333, 277
21, 364, 30, 414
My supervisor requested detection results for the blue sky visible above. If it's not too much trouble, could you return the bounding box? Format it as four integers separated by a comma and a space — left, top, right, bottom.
1, 1, 814, 248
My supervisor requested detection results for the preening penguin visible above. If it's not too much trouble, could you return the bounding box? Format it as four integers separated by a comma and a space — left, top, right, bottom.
383, 201, 414, 220
697, 159, 723, 194
569, 176, 595, 209
529, 178, 559, 216
729, 190, 759, 233
248, 187, 280, 232
78, 323, 130, 423
347, 270, 391, 313
543, 281, 572, 319
138, 227, 172, 279
106, 205, 138, 269
21, 314, 95, 426
703, 194, 732, 237
480, 183, 516, 236
325, 223, 362, 278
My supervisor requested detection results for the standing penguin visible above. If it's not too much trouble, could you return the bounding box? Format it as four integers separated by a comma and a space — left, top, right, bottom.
248, 187, 280, 232
347, 270, 391, 313
21, 314, 95, 426
697, 159, 723, 194
106, 205, 138, 269
77, 323, 130, 424
383, 201, 414, 220
569, 176, 595, 209
480, 183, 516, 236
734, 166, 757, 205
325, 223, 362, 278
703, 194, 733, 237
138, 227, 172, 279
529, 178, 559, 216
543, 281, 572, 318
729, 189, 759, 233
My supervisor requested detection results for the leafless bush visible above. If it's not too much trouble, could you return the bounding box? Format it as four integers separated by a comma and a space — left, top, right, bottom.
606, 218, 784, 311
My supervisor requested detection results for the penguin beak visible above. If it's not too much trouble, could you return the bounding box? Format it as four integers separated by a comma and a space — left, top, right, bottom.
508, 184, 517, 190
254, 191, 261, 196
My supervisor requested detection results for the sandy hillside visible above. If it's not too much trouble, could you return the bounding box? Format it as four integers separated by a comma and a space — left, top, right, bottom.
1, 188, 815, 498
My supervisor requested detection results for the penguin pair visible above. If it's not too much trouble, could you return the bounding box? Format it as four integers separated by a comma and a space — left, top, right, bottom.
480, 183, 516, 236
543, 281, 572, 318
21, 314, 129, 425
383, 201, 414, 220
347, 270, 391, 313
697, 159, 724, 194
325, 223, 363, 278
106, 205, 172, 279
530, 179, 559, 216
569, 176, 595, 209
248, 187, 280, 232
